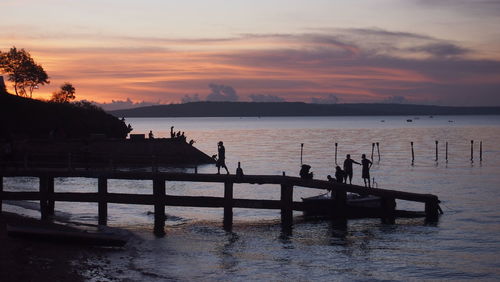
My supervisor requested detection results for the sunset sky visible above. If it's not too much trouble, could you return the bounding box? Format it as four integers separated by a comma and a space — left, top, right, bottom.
1, 0, 500, 107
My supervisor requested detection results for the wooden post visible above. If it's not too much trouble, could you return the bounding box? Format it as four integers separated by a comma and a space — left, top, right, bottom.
300, 143, 304, 165
47, 176, 55, 216
376, 142, 380, 162
445, 142, 448, 162
153, 178, 166, 236
411, 142, 415, 164
480, 141, 483, 162
470, 140, 474, 162
280, 184, 293, 228
435, 140, 438, 162
39, 176, 49, 220
371, 143, 375, 160
223, 181, 233, 230
334, 143, 338, 165
98, 177, 108, 226
381, 197, 396, 224
332, 187, 347, 227
0, 176, 3, 213
425, 199, 439, 222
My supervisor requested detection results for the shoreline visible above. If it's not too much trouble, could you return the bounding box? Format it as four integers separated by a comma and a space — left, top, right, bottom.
0, 211, 124, 281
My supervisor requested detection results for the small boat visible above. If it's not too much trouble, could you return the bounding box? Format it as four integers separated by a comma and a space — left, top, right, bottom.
406, 119, 413, 122
302, 192, 383, 218
7, 225, 127, 247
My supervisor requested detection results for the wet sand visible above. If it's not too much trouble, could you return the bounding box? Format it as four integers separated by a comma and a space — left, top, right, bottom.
0, 212, 119, 281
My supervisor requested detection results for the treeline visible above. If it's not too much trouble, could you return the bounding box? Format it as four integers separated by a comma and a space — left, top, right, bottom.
109, 101, 500, 117
0, 93, 130, 139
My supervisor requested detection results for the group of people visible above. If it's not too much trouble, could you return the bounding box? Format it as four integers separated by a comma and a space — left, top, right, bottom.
328, 154, 373, 188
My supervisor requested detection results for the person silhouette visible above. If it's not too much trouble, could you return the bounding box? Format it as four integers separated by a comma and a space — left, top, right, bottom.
361, 154, 373, 188
343, 154, 360, 184
335, 165, 345, 183
216, 141, 229, 174
148, 130, 154, 139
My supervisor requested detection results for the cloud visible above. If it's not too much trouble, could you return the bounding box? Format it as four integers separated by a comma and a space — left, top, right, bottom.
416, 0, 500, 16
249, 94, 285, 102
181, 94, 201, 103
206, 83, 239, 102
407, 43, 469, 58
311, 94, 339, 104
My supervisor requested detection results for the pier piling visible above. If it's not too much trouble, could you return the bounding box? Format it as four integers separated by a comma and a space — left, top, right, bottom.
425, 199, 440, 222
335, 143, 338, 165
411, 142, 415, 164
470, 140, 474, 162
39, 176, 49, 220
0, 176, 3, 213
371, 143, 375, 160
153, 177, 166, 237
224, 181, 234, 230
376, 142, 380, 161
480, 141, 483, 162
98, 177, 108, 226
332, 187, 347, 227
381, 197, 396, 224
280, 184, 293, 228
445, 142, 448, 162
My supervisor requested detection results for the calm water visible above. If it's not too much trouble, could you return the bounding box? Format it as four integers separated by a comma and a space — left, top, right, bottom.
4, 115, 500, 281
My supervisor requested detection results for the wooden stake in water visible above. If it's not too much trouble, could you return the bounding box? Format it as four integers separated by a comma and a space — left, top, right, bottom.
471, 140, 474, 162
411, 142, 415, 164
335, 142, 338, 165
376, 142, 380, 161
371, 143, 375, 160
445, 142, 448, 162
435, 140, 439, 162
480, 141, 483, 162
300, 143, 304, 165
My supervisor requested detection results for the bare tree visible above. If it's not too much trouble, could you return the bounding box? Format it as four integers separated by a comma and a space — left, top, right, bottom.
0, 47, 49, 97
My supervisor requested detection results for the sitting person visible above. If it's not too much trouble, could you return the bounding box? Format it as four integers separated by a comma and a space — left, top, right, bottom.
335, 166, 346, 183
299, 164, 313, 180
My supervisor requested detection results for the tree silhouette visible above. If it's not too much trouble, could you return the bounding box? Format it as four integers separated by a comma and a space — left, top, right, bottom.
0, 47, 49, 97
51, 82, 76, 103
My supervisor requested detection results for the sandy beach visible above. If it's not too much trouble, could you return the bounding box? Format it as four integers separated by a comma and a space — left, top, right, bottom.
0, 212, 119, 281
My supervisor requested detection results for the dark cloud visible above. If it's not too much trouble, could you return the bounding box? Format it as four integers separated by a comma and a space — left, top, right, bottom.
407, 43, 469, 58
249, 94, 285, 102
311, 94, 339, 104
206, 83, 239, 102
181, 94, 201, 103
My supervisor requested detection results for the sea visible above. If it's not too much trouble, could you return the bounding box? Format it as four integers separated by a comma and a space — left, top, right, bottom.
3, 115, 500, 281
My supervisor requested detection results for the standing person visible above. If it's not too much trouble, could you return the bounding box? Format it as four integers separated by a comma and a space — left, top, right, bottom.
343, 154, 360, 184
361, 154, 373, 188
148, 130, 154, 139
170, 126, 175, 138
335, 166, 345, 183
216, 141, 229, 174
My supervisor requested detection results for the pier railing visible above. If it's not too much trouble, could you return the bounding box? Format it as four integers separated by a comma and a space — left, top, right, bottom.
0, 169, 441, 236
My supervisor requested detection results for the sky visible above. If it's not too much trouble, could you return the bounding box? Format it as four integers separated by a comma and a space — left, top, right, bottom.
1, 0, 500, 107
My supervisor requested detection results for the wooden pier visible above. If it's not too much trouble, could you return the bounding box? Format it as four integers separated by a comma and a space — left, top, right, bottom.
0, 169, 441, 236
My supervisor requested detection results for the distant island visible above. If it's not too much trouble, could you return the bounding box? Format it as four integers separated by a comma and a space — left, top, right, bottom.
109, 102, 500, 117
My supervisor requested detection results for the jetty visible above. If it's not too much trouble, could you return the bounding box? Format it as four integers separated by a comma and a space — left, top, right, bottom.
0, 169, 441, 236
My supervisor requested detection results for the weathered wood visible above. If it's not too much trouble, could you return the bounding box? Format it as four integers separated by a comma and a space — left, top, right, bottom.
425, 200, 439, 222
98, 177, 108, 226
153, 178, 166, 236
39, 176, 49, 220
223, 181, 233, 230
280, 184, 293, 227
381, 197, 396, 224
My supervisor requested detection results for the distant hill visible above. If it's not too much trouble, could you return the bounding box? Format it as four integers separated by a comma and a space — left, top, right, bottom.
0, 93, 130, 139
109, 102, 500, 117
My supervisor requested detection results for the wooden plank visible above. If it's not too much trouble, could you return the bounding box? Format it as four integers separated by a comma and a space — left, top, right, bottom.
153, 178, 166, 237
98, 177, 108, 226
0, 170, 438, 203
224, 181, 233, 230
